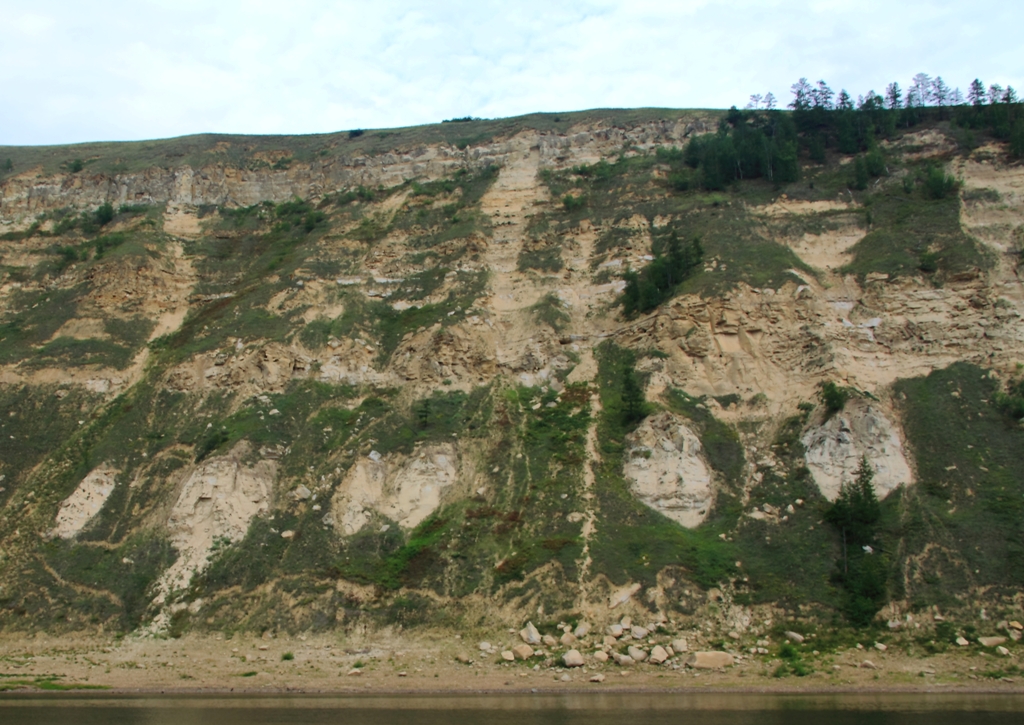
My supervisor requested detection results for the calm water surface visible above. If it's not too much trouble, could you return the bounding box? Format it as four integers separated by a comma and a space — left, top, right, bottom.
1, 692, 1023, 725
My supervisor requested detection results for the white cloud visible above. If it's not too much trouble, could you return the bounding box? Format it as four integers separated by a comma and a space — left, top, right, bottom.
0, 0, 1020, 145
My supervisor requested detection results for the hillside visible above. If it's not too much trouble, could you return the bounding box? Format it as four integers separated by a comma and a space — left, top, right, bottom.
1, 105, 1024, 667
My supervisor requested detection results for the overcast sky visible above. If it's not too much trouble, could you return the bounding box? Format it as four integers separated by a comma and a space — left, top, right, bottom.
1, 0, 1021, 146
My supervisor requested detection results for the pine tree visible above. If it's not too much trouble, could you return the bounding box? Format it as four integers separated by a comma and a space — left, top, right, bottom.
968, 78, 986, 106
789, 78, 813, 110
885, 82, 903, 110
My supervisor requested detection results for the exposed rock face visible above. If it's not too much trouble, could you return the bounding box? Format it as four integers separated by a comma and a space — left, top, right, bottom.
623, 412, 712, 527
329, 443, 459, 534
802, 399, 913, 501
52, 465, 118, 538
157, 442, 276, 596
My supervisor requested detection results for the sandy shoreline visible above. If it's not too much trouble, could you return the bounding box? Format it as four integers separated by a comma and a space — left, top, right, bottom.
1, 631, 1022, 697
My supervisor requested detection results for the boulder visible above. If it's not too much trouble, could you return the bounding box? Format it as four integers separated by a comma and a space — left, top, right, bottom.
859, 660, 877, 670
607, 624, 623, 638
631, 626, 649, 639
612, 653, 635, 666
501, 650, 515, 662
996, 646, 1010, 656
560, 632, 578, 647
593, 651, 609, 663
520, 621, 541, 644
784, 631, 805, 644
627, 645, 648, 662
574, 622, 591, 638
563, 649, 585, 667
649, 645, 669, 664
589, 673, 606, 683
874, 642, 887, 652
686, 651, 734, 669
956, 636, 970, 646
671, 638, 689, 653
478, 641, 491, 651
512, 644, 535, 660
603, 636, 618, 646
455, 653, 472, 664
1009, 620, 1023, 631
979, 636, 1007, 647
542, 634, 558, 647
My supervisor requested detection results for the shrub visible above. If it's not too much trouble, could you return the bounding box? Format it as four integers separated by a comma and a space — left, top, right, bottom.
562, 193, 587, 212
348, 129, 364, 138
924, 166, 959, 199
94, 203, 115, 227
819, 381, 850, 416
69, 159, 84, 173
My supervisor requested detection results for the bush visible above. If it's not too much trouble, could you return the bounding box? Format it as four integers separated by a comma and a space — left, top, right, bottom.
924, 166, 959, 200
562, 193, 587, 212
819, 381, 850, 416
69, 159, 84, 173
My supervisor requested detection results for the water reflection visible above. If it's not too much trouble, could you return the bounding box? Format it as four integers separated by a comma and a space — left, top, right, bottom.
1, 693, 1022, 725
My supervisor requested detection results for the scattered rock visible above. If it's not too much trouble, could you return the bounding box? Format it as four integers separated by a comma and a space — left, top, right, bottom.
686, 652, 734, 669
574, 622, 591, 638
649, 645, 669, 664
607, 624, 623, 638
612, 653, 635, 666
560, 632, 577, 647
630, 626, 649, 639
956, 636, 970, 646
563, 649, 584, 667
589, 673, 606, 683
456, 654, 472, 664
512, 644, 535, 660
671, 639, 689, 653
874, 642, 887, 652
478, 641, 491, 651
347, 668, 363, 676
543, 634, 558, 647
627, 645, 648, 662
979, 636, 1007, 647
293, 485, 312, 500
501, 650, 515, 662
997, 646, 1010, 656
280, 530, 295, 540
860, 660, 877, 670
593, 651, 609, 663
1009, 621, 1023, 631
559, 674, 572, 682
520, 622, 541, 644
784, 631, 805, 644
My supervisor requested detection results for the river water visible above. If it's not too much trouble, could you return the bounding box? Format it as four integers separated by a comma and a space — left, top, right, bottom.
1, 692, 1022, 725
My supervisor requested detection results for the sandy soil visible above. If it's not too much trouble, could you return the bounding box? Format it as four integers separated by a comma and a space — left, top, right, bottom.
0, 631, 1020, 694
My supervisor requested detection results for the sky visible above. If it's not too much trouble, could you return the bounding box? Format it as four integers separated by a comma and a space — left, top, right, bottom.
1, 0, 1021, 146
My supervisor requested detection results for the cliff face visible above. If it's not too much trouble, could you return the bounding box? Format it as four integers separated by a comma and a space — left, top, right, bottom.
1, 111, 1023, 643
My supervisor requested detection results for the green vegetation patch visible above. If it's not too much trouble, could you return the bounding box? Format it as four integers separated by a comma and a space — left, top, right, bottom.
588, 342, 738, 591
892, 362, 1024, 606
842, 168, 990, 281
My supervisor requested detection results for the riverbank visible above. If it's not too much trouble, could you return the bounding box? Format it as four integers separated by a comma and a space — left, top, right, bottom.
1, 631, 1021, 694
